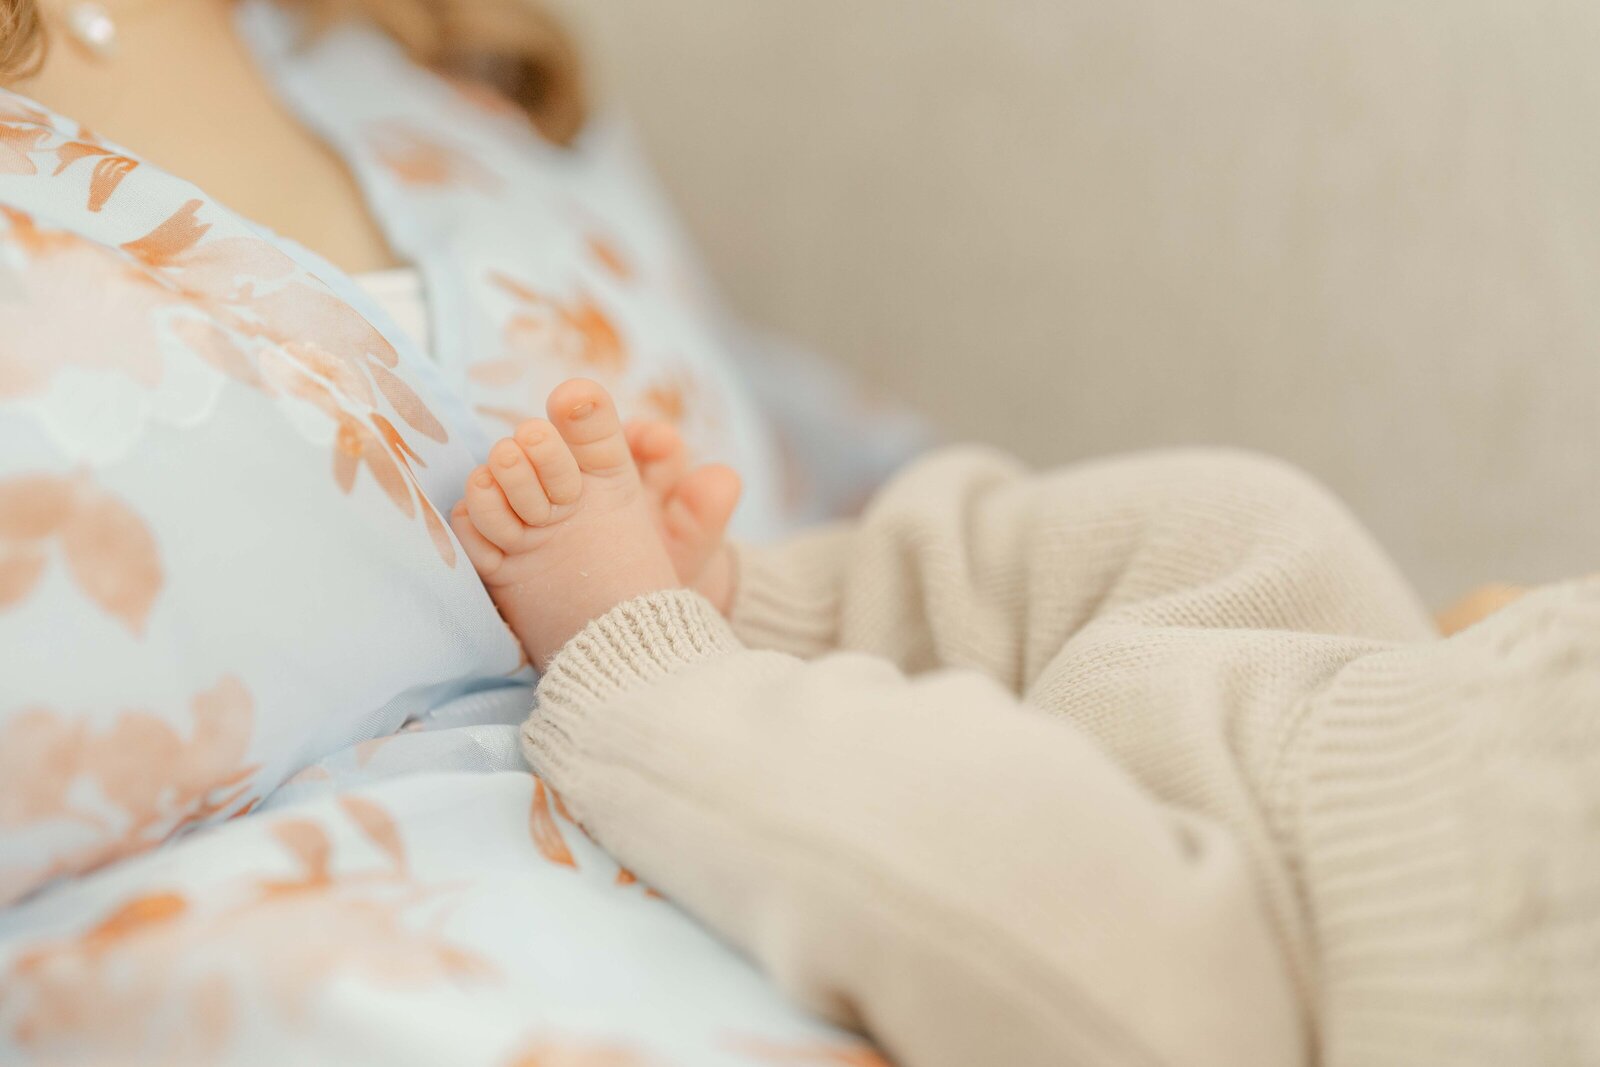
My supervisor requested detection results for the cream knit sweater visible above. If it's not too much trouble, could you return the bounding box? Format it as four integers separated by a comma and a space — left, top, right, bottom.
522, 447, 1600, 1067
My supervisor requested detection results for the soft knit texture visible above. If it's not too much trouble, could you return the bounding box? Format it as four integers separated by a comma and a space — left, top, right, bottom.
523, 447, 1600, 1067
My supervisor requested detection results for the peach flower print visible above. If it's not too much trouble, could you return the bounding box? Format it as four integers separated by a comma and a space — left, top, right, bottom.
0, 103, 138, 211
0, 98, 52, 128
0, 676, 258, 906
370, 121, 500, 190
0, 121, 48, 173
0, 208, 176, 400
502, 1038, 663, 1067
725, 1038, 891, 1067
1, 797, 494, 1058
0, 471, 162, 634
475, 403, 540, 430
51, 132, 140, 212
586, 234, 634, 282
462, 269, 720, 448
472, 270, 629, 384
526, 783, 663, 898
528, 778, 576, 868
51, 198, 459, 565
612, 866, 664, 900
639, 371, 703, 427
131, 201, 455, 563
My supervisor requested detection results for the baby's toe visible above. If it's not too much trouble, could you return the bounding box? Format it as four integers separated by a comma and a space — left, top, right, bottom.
547, 378, 634, 477
664, 464, 742, 549
626, 419, 688, 497
450, 499, 504, 575
464, 466, 527, 551
517, 419, 582, 507
489, 438, 553, 526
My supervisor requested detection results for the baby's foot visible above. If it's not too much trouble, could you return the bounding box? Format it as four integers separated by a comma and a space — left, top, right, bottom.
450, 380, 734, 669
625, 418, 739, 615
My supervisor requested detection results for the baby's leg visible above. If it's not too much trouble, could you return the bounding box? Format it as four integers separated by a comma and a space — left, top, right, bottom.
732, 446, 1437, 684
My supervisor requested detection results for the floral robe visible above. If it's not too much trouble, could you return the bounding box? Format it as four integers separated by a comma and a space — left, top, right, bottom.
0, 4, 910, 1063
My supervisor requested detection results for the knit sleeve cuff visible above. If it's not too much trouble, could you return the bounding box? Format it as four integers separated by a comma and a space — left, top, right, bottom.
525, 589, 740, 781
729, 523, 854, 658
1292, 579, 1600, 1058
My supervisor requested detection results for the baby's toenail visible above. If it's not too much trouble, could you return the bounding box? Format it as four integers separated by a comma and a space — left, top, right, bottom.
568, 401, 596, 420
495, 449, 519, 467
518, 430, 543, 446
474, 471, 494, 488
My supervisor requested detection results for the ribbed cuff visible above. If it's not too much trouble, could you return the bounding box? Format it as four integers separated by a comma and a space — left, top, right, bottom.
1293, 580, 1600, 1063
729, 524, 853, 658
524, 589, 740, 782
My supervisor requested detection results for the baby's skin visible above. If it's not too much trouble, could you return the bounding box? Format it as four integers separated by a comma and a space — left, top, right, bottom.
450, 378, 741, 669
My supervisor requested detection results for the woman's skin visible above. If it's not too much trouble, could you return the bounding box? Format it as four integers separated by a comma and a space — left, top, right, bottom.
20, 0, 398, 273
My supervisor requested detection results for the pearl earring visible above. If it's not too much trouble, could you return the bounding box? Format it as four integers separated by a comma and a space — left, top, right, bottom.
63, 1, 119, 61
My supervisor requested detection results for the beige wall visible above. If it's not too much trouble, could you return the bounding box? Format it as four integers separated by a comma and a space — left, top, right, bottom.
555, 0, 1600, 602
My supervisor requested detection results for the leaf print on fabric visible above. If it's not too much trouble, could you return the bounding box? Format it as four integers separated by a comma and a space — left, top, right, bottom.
121, 197, 210, 266
0, 710, 86, 827
0, 472, 163, 634
267, 818, 333, 888
613, 866, 664, 900
418, 484, 458, 566
176, 677, 257, 801
640, 372, 702, 427
0, 123, 47, 174
1, 890, 221, 1060
475, 404, 537, 430
502, 1039, 662, 1067
88, 200, 458, 565
178, 234, 301, 297
0, 473, 75, 539
0, 544, 47, 607
51, 138, 139, 212
524, 783, 658, 896
0, 799, 494, 1058
586, 234, 634, 282
333, 407, 415, 515
368, 360, 448, 442
0, 676, 259, 906
491, 271, 628, 375
0, 212, 174, 400
0, 99, 51, 126
352, 733, 400, 767
246, 282, 399, 369
58, 487, 164, 635
468, 360, 529, 388
528, 778, 576, 868
336, 794, 406, 872
726, 1038, 892, 1067
0, 109, 142, 211
172, 317, 268, 389
369, 122, 499, 191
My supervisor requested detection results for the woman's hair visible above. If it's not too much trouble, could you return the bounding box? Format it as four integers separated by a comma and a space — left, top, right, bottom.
0, 0, 588, 144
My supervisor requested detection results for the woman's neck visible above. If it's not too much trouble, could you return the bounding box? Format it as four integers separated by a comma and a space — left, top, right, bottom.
21, 0, 243, 140
15, 0, 402, 274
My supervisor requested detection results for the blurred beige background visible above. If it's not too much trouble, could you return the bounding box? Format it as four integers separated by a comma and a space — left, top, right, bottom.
554, 0, 1599, 602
